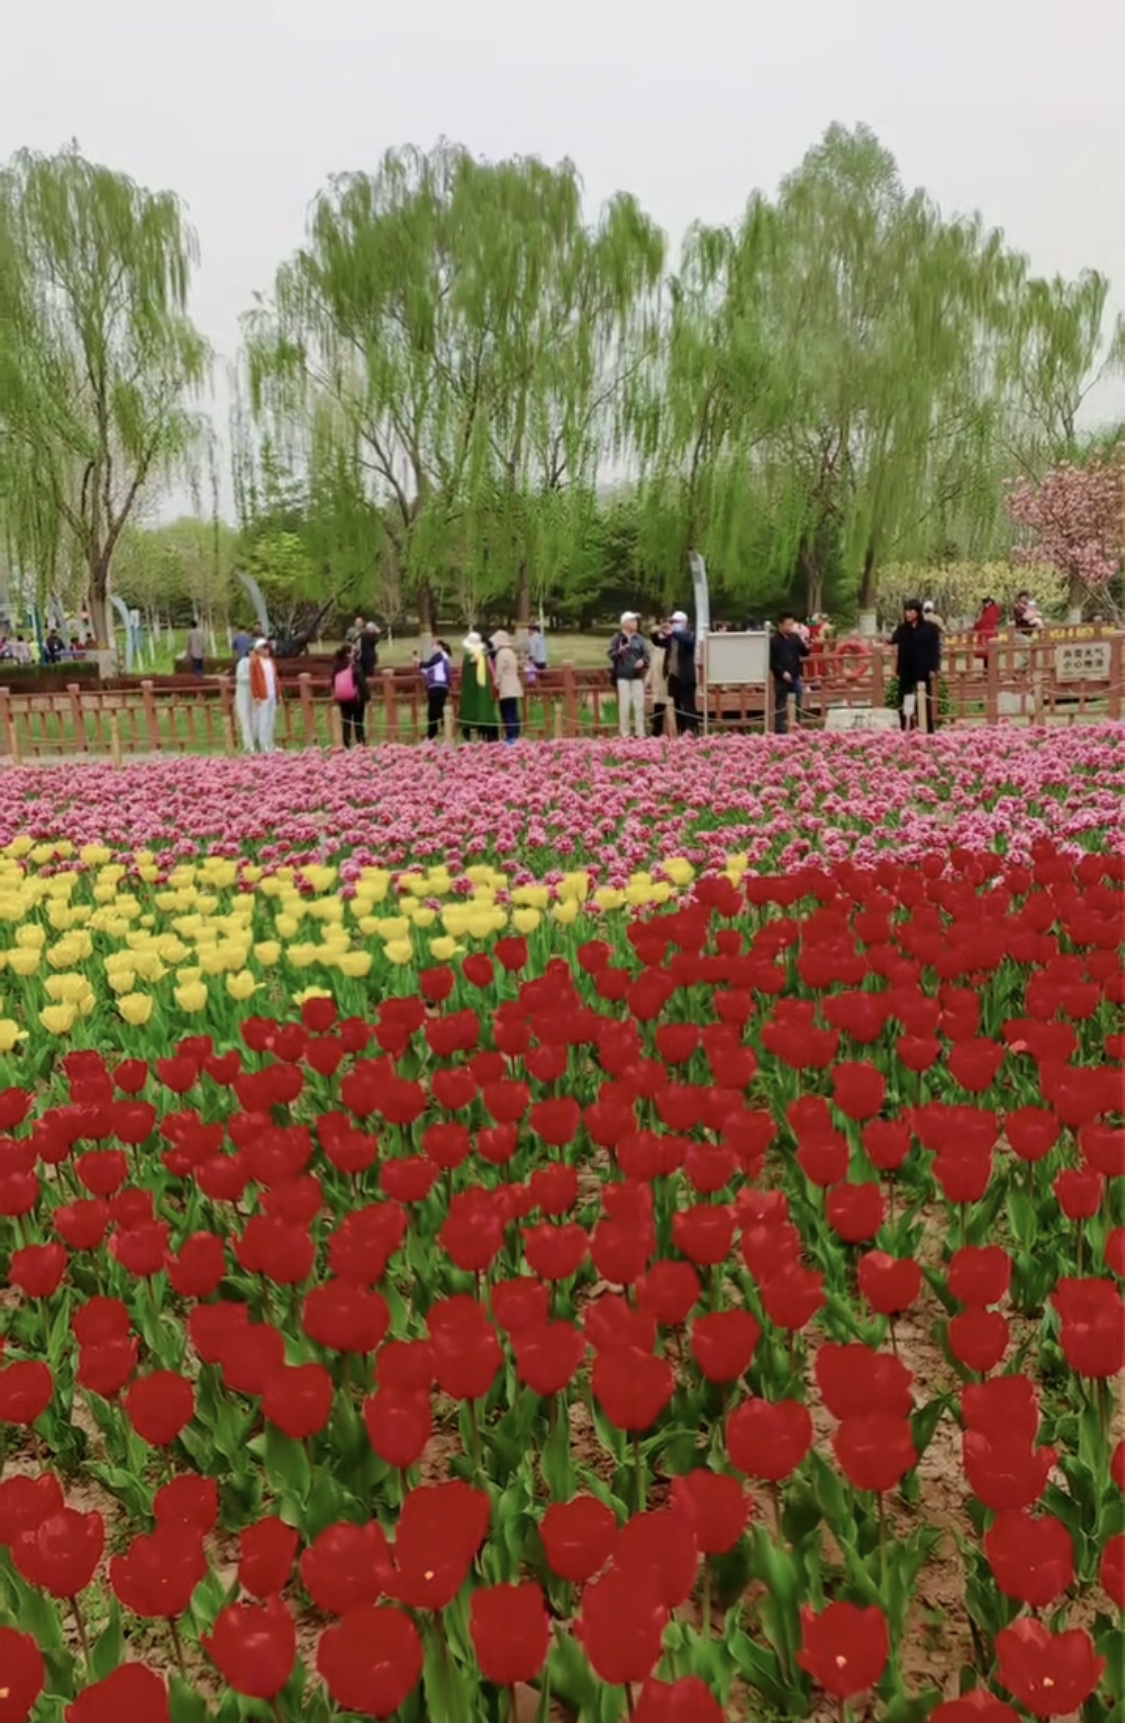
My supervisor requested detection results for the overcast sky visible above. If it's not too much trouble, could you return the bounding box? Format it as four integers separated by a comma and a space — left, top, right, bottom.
6, 0, 1124, 514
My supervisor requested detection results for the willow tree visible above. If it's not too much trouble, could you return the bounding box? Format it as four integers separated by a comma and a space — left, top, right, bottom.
752, 125, 1011, 624
0, 148, 209, 647
244, 142, 661, 640
997, 269, 1125, 474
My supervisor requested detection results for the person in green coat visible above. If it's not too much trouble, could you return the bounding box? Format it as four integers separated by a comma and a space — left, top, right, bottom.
458, 631, 498, 741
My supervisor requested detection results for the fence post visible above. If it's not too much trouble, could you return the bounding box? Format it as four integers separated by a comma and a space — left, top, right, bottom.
67, 683, 86, 751
297, 674, 317, 746
328, 703, 343, 748
870, 647, 885, 706
109, 711, 123, 769
382, 670, 398, 741
443, 699, 455, 745
552, 701, 564, 741
218, 680, 237, 754
140, 681, 162, 750
985, 645, 1000, 725
915, 680, 928, 733
561, 663, 578, 738
0, 689, 19, 764
1109, 633, 1124, 722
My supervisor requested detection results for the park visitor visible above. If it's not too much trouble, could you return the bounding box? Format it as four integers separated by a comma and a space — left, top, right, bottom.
769, 611, 810, 733
608, 612, 649, 739
922, 600, 945, 633
648, 622, 669, 738
891, 599, 941, 733
234, 650, 254, 751
332, 643, 367, 747
231, 625, 253, 661
1013, 590, 1043, 635
419, 640, 453, 739
490, 630, 523, 744
973, 595, 1000, 663
357, 621, 381, 678
528, 624, 548, 671
665, 610, 699, 735
187, 622, 206, 677
459, 631, 499, 741
249, 639, 280, 753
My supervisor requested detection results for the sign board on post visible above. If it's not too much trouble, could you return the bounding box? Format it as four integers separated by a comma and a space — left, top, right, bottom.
687, 553, 711, 644
704, 632, 770, 685
1055, 642, 1111, 681
824, 707, 899, 733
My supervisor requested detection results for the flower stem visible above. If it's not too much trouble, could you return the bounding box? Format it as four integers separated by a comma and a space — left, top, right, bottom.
71, 1595, 90, 1664
169, 1616, 188, 1681
632, 1430, 644, 1514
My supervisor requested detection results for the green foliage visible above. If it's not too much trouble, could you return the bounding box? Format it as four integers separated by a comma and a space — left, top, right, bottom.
0, 146, 209, 642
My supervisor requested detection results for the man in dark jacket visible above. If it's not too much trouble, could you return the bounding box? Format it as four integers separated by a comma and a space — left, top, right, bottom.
891, 599, 941, 732
769, 613, 810, 733
665, 610, 698, 735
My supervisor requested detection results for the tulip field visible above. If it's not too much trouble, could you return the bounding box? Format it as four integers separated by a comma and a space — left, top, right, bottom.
0, 728, 1121, 1723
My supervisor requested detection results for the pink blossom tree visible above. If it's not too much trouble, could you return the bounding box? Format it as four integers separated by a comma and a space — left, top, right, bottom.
1005, 447, 1124, 621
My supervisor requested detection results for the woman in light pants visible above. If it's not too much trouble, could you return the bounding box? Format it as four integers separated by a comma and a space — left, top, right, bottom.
234, 654, 255, 751
249, 639, 280, 753
608, 612, 648, 740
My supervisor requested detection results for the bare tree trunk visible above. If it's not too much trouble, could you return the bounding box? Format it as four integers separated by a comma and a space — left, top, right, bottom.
857, 545, 879, 639
514, 560, 531, 651
798, 540, 823, 618
416, 576, 434, 659
1066, 573, 1085, 624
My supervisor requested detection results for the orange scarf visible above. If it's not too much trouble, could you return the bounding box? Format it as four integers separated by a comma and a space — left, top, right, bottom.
249, 655, 280, 701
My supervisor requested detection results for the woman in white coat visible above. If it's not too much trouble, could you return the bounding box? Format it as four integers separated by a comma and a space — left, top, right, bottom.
234, 651, 254, 751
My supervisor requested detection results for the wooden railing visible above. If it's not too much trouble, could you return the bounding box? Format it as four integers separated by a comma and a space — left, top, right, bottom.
0, 633, 1120, 761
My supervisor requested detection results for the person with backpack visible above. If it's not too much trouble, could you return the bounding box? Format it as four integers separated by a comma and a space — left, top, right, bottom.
332, 643, 367, 746
459, 631, 499, 741
418, 640, 453, 740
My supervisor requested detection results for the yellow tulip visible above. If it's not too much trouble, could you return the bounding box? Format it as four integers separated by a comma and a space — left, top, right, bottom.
411, 908, 437, 929
0, 1018, 27, 1052
557, 871, 591, 903
384, 938, 414, 966
286, 944, 320, 970
7, 949, 41, 978
254, 941, 281, 967
302, 865, 337, 893
15, 925, 45, 949
174, 981, 209, 1013
39, 1002, 77, 1034
117, 993, 154, 1026
511, 907, 541, 934
137, 865, 160, 885
5, 837, 32, 857
44, 974, 91, 1003
107, 970, 137, 995
659, 858, 695, 886
593, 887, 625, 911
275, 913, 301, 941
336, 951, 372, 979
551, 898, 580, 925
375, 918, 411, 943
428, 936, 459, 960
512, 885, 549, 909
226, 971, 258, 1002
79, 844, 112, 866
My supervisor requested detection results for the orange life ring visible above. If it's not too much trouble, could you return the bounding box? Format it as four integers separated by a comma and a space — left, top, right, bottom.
836, 638, 871, 682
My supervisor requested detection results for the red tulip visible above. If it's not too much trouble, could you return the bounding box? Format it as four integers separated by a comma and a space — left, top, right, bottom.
0, 1627, 44, 1723
165, 1233, 226, 1298
302, 1282, 388, 1355
930, 1693, 1018, 1722
513, 1323, 587, 1398
1099, 1532, 1124, 1608
363, 1385, 432, 1469
797, 1601, 888, 1699
671, 1204, 734, 1266
1054, 1166, 1104, 1220
1005, 1106, 1061, 1163
591, 1346, 674, 1431
469, 1582, 550, 1685
826, 1181, 885, 1243
13, 1506, 104, 1597
124, 1372, 195, 1447
831, 1062, 886, 1121
796, 1133, 849, 1188
633, 1676, 724, 1722
670, 1470, 750, 1554
994, 1618, 1104, 1719
963, 1431, 1055, 1512
578, 1566, 667, 1686
109, 1523, 207, 1618
758, 1261, 824, 1332
815, 1343, 913, 1420
690, 1309, 760, 1383
238, 1517, 299, 1599
529, 1097, 580, 1146
316, 1604, 423, 1717
540, 1495, 617, 1583
858, 1251, 922, 1315
726, 1397, 813, 1483
0, 1359, 53, 1425
0, 1472, 65, 1547
390, 1481, 488, 1611
217, 1322, 286, 1396
203, 1596, 296, 1700
833, 1412, 916, 1493
522, 1221, 588, 1282
153, 1473, 219, 1532
261, 1362, 334, 1439
983, 1509, 1074, 1608
9, 1242, 67, 1299
948, 1308, 1010, 1374
862, 1118, 912, 1171
947, 1246, 1011, 1307
615, 1509, 699, 1609
1052, 1277, 1125, 1378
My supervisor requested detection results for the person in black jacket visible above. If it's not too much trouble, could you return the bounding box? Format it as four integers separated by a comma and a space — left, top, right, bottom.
890, 599, 941, 732
769, 613, 810, 733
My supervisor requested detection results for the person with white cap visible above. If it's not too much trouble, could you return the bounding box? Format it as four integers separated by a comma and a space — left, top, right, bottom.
922, 599, 945, 633
607, 612, 649, 739
665, 610, 699, 735
248, 638, 280, 752
458, 629, 498, 741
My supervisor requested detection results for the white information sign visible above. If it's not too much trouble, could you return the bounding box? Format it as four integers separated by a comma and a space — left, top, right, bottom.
824, 706, 900, 733
704, 631, 770, 686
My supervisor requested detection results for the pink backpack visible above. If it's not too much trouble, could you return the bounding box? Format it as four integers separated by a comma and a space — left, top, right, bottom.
333, 665, 357, 702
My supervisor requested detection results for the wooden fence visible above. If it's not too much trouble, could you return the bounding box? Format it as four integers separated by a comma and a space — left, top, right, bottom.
0, 631, 1120, 762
